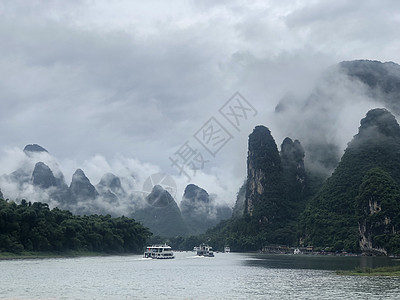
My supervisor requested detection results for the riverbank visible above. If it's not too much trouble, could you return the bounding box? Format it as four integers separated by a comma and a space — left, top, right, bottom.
336, 265, 400, 276
0, 251, 135, 260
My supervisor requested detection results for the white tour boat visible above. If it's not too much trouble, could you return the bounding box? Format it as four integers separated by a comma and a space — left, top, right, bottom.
224, 246, 231, 253
196, 243, 214, 257
144, 244, 175, 259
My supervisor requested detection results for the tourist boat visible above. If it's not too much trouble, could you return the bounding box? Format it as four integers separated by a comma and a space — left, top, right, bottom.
224, 246, 231, 253
196, 243, 214, 257
144, 244, 175, 259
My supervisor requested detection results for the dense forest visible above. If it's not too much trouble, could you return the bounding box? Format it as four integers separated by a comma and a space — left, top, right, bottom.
0, 198, 151, 254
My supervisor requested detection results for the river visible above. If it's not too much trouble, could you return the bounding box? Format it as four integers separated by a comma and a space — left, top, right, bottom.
1, 252, 400, 299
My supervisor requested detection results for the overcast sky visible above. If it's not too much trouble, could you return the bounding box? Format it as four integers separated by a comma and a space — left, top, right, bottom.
1, 0, 400, 204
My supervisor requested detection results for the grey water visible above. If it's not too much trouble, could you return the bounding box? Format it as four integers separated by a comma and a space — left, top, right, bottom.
1, 252, 400, 299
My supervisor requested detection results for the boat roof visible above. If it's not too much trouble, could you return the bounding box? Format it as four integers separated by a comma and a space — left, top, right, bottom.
147, 244, 172, 248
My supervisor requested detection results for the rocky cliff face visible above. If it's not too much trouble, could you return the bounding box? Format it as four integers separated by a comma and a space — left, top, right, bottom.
232, 181, 246, 218
245, 125, 283, 222
356, 168, 400, 255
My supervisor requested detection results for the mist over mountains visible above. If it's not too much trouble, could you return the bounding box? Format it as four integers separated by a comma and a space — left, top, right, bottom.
202, 59, 400, 255
205, 106, 400, 255
275, 59, 400, 176
2, 59, 400, 249
0, 144, 232, 237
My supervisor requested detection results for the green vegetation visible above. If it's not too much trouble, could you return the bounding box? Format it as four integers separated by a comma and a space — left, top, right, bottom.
336, 265, 400, 276
193, 110, 400, 254
0, 198, 151, 254
300, 109, 400, 254
356, 168, 400, 255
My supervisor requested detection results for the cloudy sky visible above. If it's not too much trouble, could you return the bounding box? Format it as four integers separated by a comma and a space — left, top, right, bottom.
1, 0, 400, 204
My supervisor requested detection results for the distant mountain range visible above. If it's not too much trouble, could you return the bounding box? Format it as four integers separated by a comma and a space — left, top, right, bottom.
0, 144, 232, 237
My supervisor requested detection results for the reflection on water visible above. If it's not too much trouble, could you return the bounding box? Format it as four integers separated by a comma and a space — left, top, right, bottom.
241, 254, 400, 299
244, 253, 400, 271
1, 252, 400, 299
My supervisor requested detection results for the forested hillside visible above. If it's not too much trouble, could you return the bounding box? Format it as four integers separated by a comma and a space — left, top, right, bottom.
301, 108, 400, 254
0, 198, 151, 254
202, 108, 400, 255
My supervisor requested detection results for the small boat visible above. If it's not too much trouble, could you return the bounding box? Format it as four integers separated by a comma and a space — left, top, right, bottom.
293, 248, 301, 255
196, 243, 214, 257
144, 244, 175, 259
224, 246, 231, 253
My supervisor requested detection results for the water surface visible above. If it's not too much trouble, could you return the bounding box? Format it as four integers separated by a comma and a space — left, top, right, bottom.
1, 252, 399, 299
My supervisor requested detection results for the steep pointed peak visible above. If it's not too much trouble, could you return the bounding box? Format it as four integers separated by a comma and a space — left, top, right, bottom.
248, 125, 276, 143
281, 137, 293, 146
24, 144, 48, 155
251, 125, 271, 135
281, 137, 304, 159
72, 168, 86, 178
183, 184, 209, 203
69, 168, 98, 201
146, 185, 174, 208
281, 137, 302, 147
151, 184, 165, 193
34, 161, 49, 169
248, 125, 280, 163
98, 172, 122, 188
32, 162, 57, 189
246, 124, 283, 217
70, 168, 93, 187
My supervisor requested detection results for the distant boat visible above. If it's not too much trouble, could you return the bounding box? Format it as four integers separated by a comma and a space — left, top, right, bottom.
293, 248, 301, 255
144, 244, 175, 259
197, 243, 214, 257
224, 246, 231, 253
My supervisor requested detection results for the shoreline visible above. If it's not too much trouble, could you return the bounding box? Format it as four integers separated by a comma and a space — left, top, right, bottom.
336, 265, 400, 277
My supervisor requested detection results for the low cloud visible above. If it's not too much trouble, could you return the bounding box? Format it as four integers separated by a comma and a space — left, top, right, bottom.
1, 1, 400, 211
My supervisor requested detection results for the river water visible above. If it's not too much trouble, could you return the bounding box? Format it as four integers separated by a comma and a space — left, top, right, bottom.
1, 252, 400, 299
